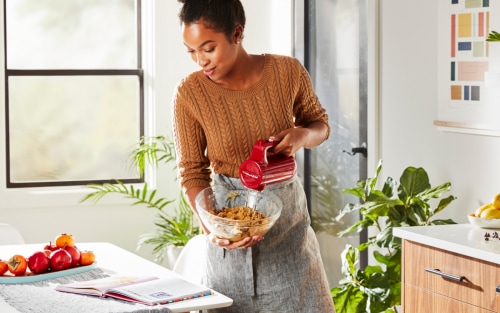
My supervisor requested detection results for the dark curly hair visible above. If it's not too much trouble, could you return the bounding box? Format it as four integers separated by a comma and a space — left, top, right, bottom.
178, 0, 246, 42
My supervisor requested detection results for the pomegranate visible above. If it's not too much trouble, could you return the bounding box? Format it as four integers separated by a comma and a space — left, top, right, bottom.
27, 251, 50, 274
0, 260, 8, 275
50, 249, 72, 271
43, 242, 59, 252
64, 246, 81, 267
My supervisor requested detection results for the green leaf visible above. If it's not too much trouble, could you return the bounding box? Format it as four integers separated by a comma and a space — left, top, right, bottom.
332, 285, 367, 313
429, 194, 457, 217
367, 160, 383, 193
129, 136, 176, 176
342, 187, 367, 200
429, 218, 457, 225
487, 30, 500, 42
380, 177, 397, 199
337, 217, 374, 237
373, 225, 394, 248
398, 167, 431, 202
340, 245, 358, 278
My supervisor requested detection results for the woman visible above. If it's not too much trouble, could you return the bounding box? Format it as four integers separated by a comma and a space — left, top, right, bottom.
172, 0, 335, 312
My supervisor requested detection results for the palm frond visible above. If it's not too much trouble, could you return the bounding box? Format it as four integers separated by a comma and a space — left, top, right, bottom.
128, 136, 176, 176
81, 180, 175, 210
487, 30, 500, 42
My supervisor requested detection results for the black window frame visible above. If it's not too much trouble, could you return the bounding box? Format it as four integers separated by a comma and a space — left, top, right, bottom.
4, 0, 144, 188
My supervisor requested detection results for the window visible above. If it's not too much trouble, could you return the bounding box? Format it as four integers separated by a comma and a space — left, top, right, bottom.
4, 0, 143, 188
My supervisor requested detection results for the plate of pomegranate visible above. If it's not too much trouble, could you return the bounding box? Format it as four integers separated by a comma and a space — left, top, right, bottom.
0, 233, 97, 284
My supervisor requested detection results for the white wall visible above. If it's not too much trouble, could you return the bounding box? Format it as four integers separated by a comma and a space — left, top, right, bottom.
0, 0, 291, 265
4, 0, 489, 271
377, 0, 500, 222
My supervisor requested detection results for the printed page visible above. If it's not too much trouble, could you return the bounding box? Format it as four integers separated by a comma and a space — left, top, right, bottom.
106, 275, 212, 305
55, 275, 158, 297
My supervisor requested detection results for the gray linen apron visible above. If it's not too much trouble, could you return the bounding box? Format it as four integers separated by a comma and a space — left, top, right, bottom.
204, 174, 335, 313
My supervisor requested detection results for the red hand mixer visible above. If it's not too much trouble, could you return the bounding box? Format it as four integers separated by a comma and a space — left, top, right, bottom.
239, 139, 297, 191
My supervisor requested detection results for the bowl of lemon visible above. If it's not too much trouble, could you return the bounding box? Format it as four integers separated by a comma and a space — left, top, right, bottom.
468, 193, 500, 228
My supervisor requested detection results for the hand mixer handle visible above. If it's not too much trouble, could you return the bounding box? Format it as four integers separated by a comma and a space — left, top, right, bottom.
248, 139, 279, 165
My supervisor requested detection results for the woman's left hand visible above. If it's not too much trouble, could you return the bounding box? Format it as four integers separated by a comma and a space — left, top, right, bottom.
268, 128, 309, 156
269, 121, 329, 156
208, 233, 263, 250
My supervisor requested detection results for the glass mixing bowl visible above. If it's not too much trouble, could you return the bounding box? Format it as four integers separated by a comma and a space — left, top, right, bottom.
196, 185, 283, 242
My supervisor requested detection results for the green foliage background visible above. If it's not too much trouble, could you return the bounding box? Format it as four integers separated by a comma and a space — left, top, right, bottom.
331, 161, 457, 313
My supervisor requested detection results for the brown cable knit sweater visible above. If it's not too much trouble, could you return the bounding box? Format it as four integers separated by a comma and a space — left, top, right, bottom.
172, 54, 330, 191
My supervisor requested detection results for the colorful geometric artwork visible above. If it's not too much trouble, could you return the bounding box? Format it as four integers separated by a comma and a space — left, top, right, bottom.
449, 1, 489, 101
436, 0, 500, 134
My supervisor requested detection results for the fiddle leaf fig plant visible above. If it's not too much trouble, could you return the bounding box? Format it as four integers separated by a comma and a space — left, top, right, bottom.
331, 160, 457, 313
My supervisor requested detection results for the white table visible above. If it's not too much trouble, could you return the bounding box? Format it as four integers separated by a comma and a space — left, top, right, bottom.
0, 242, 232, 313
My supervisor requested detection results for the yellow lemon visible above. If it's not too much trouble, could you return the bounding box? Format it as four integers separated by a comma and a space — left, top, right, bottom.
475, 203, 495, 217
480, 206, 500, 219
493, 193, 500, 209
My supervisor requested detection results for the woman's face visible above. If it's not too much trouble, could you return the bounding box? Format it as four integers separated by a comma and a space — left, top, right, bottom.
182, 21, 239, 83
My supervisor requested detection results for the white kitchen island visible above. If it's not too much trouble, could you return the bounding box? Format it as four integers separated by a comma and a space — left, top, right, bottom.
394, 224, 500, 313
393, 223, 500, 264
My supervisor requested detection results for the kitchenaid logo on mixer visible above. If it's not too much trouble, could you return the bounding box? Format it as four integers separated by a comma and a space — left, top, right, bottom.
241, 170, 258, 179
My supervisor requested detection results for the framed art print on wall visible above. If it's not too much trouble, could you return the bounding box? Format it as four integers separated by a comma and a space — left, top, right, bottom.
436, 0, 500, 136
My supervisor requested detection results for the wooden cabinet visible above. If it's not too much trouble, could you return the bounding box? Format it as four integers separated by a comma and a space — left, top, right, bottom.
402, 240, 500, 312
404, 284, 494, 313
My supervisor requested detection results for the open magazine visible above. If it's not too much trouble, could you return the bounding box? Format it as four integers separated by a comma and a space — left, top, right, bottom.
55, 275, 213, 306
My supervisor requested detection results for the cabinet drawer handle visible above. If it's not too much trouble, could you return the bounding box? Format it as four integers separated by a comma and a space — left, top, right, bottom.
425, 268, 464, 282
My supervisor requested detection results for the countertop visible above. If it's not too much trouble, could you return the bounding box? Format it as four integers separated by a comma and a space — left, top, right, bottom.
393, 223, 500, 265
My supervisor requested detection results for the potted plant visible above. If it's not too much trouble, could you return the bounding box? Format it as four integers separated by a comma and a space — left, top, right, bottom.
331, 160, 457, 313
81, 136, 200, 267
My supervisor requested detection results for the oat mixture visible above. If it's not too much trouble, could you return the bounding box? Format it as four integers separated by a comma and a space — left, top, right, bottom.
210, 206, 267, 220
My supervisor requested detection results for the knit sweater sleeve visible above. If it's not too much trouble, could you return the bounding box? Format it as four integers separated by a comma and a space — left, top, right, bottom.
292, 58, 331, 140
171, 77, 212, 191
